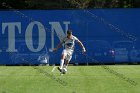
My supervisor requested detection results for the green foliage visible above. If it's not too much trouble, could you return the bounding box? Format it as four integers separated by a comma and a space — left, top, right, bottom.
0, 0, 139, 9
0, 0, 27, 9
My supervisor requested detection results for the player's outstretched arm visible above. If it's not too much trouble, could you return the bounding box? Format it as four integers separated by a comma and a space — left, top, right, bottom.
77, 41, 86, 53
53, 42, 63, 52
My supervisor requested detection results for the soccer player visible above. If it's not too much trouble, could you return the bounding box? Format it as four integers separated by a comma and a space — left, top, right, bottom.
52, 29, 86, 74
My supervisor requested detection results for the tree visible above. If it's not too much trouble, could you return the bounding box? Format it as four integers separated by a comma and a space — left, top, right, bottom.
0, 0, 139, 9
0, 0, 27, 9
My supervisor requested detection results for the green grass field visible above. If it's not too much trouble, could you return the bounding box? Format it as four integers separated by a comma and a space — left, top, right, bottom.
0, 65, 139, 93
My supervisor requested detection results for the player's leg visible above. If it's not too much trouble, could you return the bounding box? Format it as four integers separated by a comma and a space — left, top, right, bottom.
64, 60, 69, 69
58, 50, 67, 72
62, 58, 71, 74
63, 49, 73, 70
60, 54, 66, 69
63, 54, 72, 73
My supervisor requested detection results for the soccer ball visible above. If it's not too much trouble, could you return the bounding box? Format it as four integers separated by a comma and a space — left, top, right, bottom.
62, 68, 67, 74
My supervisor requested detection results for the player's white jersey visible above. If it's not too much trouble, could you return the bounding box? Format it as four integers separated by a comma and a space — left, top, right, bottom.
61, 35, 80, 50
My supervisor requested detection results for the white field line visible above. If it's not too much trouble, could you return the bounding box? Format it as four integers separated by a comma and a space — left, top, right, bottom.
51, 66, 56, 72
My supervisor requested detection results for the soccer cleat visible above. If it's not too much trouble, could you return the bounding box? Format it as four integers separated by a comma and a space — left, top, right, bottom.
57, 67, 62, 72
62, 71, 66, 74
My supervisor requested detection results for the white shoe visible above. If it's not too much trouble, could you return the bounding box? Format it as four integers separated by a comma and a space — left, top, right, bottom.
62, 68, 67, 74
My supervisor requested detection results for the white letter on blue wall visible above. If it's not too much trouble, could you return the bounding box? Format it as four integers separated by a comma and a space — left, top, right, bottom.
49, 21, 70, 49
2, 22, 21, 52
25, 21, 46, 52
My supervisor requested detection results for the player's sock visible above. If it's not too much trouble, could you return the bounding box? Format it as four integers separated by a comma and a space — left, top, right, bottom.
60, 59, 64, 69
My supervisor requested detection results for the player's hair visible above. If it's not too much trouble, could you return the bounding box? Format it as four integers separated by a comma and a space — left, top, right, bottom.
67, 30, 72, 35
